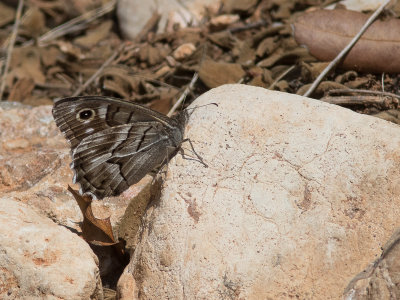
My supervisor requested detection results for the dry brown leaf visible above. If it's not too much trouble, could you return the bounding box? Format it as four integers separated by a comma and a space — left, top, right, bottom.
100, 66, 141, 93
293, 9, 400, 73
0, 2, 15, 27
256, 37, 279, 57
233, 39, 255, 66
20, 7, 46, 38
68, 186, 117, 246
257, 48, 311, 68
374, 110, 400, 124
224, 0, 258, 13
74, 20, 113, 48
199, 60, 245, 88
103, 79, 130, 99
9, 47, 46, 85
208, 31, 235, 48
8, 78, 35, 102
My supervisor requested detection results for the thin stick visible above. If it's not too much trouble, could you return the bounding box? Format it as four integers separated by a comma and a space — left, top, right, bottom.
328, 88, 400, 100
303, 0, 391, 98
38, 0, 116, 46
72, 43, 124, 97
0, 0, 24, 100
229, 20, 268, 33
321, 95, 390, 105
167, 72, 198, 117
268, 65, 295, 90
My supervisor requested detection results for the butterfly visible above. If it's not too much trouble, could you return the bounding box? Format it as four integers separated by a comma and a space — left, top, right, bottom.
52, 96, 190, 200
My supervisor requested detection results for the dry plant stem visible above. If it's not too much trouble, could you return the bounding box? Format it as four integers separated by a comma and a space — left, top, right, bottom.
72, 44, 125, 97
0, 0, 24, 100
38, 0, 116, 46
321, 95, 391, 105
129, 74, 178, 90
167, 72, 199, 117
328, 88, 400, 101
268, 65, 295, 90
229, 20, 268, 33
303, 0, 391, 98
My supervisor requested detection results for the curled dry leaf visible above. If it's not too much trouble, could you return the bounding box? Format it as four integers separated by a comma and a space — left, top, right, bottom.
293, 9, 400, 73
68, 185, 117, 246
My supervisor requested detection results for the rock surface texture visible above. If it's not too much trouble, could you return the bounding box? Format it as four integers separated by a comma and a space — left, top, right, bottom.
118, 84, 400, 299
0, 198, 102, 299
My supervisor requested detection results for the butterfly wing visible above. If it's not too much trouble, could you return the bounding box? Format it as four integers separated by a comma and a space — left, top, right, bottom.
52, 96, 185, 199
72, 122, 171, 199
52, 96, 174, 148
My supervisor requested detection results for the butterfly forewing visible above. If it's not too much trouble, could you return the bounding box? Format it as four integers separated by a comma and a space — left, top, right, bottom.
52, 96, 187, 199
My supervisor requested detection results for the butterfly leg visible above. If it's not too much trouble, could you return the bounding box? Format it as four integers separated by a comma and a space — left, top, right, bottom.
180, 138, 208, 168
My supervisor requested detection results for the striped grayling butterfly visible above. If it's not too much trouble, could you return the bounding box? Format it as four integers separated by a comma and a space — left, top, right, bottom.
52, 96, 201, 200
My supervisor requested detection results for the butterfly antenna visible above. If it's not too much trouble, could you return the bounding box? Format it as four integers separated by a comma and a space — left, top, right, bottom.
167, 72, 199, 117
181, 138, 208, 168
185, 102, 218, 114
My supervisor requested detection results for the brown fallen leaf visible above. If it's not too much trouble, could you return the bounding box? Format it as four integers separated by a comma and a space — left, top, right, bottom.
67, 187, 128, 285
68, 185, 118, 246
224, 0, 258, 13
9, 46, 46, 85
8, 78, 35, 102
293, 9, 400, 73
74, 20, 113, 48
198, 60, 245, 88
20, 7, 46, 38
0, 2, 15, 28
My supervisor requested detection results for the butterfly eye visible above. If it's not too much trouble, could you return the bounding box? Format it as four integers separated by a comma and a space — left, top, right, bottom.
77, 109, 95, 122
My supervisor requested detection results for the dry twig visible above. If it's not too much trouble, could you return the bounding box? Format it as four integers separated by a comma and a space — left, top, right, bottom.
328, 88, 400, 101
0, 0, 24, 100
268, 65, 295, 90
321, 95, 395, 106
72, 43, 125, 97
167, 73, 199, 117
38, 0, 116, 46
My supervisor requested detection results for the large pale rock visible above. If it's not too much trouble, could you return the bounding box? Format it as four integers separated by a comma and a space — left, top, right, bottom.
119, 84, 400, 299
0, 198, 102, 299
